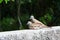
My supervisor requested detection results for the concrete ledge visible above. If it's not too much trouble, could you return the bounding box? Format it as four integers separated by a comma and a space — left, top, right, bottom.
0, 26, 60, 40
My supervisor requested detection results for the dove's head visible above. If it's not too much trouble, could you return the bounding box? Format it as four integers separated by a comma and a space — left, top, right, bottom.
30, 15, 34, 20
27, 21, 32, 25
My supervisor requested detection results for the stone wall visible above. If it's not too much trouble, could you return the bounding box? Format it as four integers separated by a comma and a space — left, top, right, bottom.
0, 26, 60, 40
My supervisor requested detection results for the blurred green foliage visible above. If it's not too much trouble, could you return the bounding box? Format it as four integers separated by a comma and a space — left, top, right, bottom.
0, 0, 60, 31
1, 17, 19, 31
39, 8, 53, 25
0, 0, 14, 4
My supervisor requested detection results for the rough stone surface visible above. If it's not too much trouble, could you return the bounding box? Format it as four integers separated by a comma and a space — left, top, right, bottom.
0, 26, 60, 40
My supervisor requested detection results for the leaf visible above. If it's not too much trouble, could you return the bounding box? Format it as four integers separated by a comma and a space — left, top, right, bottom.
39, 17, 47, 25
5, 0, 8, 4
44, 13, 52, 22
0, 0, 3, 4
29, 0, 32, 3
20, 1, 24, 4
5, 0, 9, 4
11, 0, 15, 2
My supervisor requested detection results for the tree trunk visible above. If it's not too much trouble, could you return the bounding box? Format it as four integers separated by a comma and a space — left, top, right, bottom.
17, 0, 23, 29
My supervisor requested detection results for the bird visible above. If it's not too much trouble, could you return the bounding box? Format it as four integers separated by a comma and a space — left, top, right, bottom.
27, 21, 34, 29
30, 15, 48, 27
30, 15, 41, 23
27, 21, 48, 29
